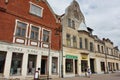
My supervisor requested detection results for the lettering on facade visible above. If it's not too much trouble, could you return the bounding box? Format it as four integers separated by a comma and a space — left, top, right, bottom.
7, 46, 23, 52
27, 49, 39, 54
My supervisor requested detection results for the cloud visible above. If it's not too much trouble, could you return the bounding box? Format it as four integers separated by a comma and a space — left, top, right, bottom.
47, 0, 120, 49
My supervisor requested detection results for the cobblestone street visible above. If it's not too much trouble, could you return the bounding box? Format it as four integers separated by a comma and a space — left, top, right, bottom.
52, 72, 120, 80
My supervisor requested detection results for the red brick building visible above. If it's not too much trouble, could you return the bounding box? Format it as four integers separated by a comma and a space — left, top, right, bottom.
0, 0, 61, 79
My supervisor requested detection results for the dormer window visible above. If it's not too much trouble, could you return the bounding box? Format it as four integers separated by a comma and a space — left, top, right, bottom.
30, 2, 43, 17
68, 18, 75, 29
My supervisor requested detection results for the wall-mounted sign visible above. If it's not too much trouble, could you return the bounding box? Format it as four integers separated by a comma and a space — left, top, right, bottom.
66, 55, 78, 59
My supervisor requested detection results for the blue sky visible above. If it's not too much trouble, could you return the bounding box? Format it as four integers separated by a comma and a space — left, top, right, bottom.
48, 0, 120, 49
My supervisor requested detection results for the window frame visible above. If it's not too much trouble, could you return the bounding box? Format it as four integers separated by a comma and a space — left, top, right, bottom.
41, 28, 51, 43
14, 20, 29, 38
29, 2, 43, 17
29, 24, 41, 40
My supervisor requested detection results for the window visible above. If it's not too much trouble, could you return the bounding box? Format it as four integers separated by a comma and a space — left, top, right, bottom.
27, 54, 37, 75
81, 60, 88, 72
66, 59, 73, 73
10, 53, 23, 76
30, 2, 43, 17
98, 45, 100, 53
100, 62, 105, 71
42, 29, 50, 43
72, 20, 75, 28
85, 38, 88, 50
73, 36, 77, 48
15, 21, 27, 37
90, 42, 93, 52
52, 57, 58, 74
68, 18, 75, 29
66, 34, 71, 47
30, 26, 39, 40
68, 18, 71, 27
101, 46, 104, 53
79, 38, 82, 49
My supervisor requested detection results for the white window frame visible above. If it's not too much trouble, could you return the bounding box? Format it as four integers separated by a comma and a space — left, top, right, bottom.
29, 2, 44, 17
41, 28, 51, 43
29, 24, 41, 40
13, 20, 29, 45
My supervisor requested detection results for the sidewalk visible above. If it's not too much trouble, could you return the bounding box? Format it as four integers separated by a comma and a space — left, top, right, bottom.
51, 72, 120, 80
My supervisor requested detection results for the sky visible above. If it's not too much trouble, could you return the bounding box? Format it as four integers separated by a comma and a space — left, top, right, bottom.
47, 0, 120, 49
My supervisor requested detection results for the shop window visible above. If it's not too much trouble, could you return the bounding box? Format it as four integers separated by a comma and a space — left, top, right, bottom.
66, 34, 71, 47
30, 2, 43, 17
0, 51, 6, 73
27, 54, 37, 75
100, 62, 105, 71
81, 60, 88, 72
15, 21, 27, 37
10, 53, 23, 76
42, 29, 50, 43
66, 59, 73, 73
73, 36, 77, 48
30, 25, 39, 40
52, 57, 58, 74
116, 63, 119, 70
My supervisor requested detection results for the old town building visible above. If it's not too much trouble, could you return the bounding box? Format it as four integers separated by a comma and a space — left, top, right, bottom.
60, 0, 120, 77
0, 0, 61, 79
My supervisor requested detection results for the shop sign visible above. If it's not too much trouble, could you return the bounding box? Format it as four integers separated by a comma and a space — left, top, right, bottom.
82, 55, 87, 59
66, 55, 78, 59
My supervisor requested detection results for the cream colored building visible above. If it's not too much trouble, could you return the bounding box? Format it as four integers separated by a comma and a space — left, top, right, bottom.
61, 0, 120, 77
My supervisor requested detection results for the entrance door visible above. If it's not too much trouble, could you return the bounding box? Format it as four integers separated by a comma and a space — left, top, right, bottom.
75, 60, 78, 74
90, 59, 95, 73
0, 51, 6, 74
41, 56, 47, 75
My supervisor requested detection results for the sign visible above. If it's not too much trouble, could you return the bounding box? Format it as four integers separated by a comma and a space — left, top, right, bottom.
66, 55, 78, 59
81, 55, 88, 59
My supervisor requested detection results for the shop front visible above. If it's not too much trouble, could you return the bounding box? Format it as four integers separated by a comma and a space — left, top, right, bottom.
64, 55, 78, 77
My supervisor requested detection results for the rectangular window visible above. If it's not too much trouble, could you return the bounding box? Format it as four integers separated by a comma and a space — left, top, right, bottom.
90, 42, 93, 52
68, 18, 71, 27
79, 38, 82, 49
15, 21, 27, 37
85, 38, 88, 50
81, 60, 88, 72
30, 3, 43, 17
98, 45, 100, 53
66, 59, 73, 73
72, 20, 75, 28
66, 34, 71, 47
52, 57, 58, 74
100, 62, 105, 71
42, 29, 50, 42
101, 46, 104, 53
73, 36, 77, 48
10, 53, 23, 76
30, 26, 39, 40
27, 54, 37, 75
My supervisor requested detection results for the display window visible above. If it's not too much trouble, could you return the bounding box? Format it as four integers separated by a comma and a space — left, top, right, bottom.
27, 54, 37, 75
10, 53, 23, 76
66, 59, 73, 73
52, 57, 58, 74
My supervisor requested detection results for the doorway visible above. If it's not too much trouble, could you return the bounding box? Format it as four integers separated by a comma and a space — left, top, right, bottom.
41, 56, 47, 75
0, 51, 6, 74
75, 60, 78, 74
90, 59, 95, 73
